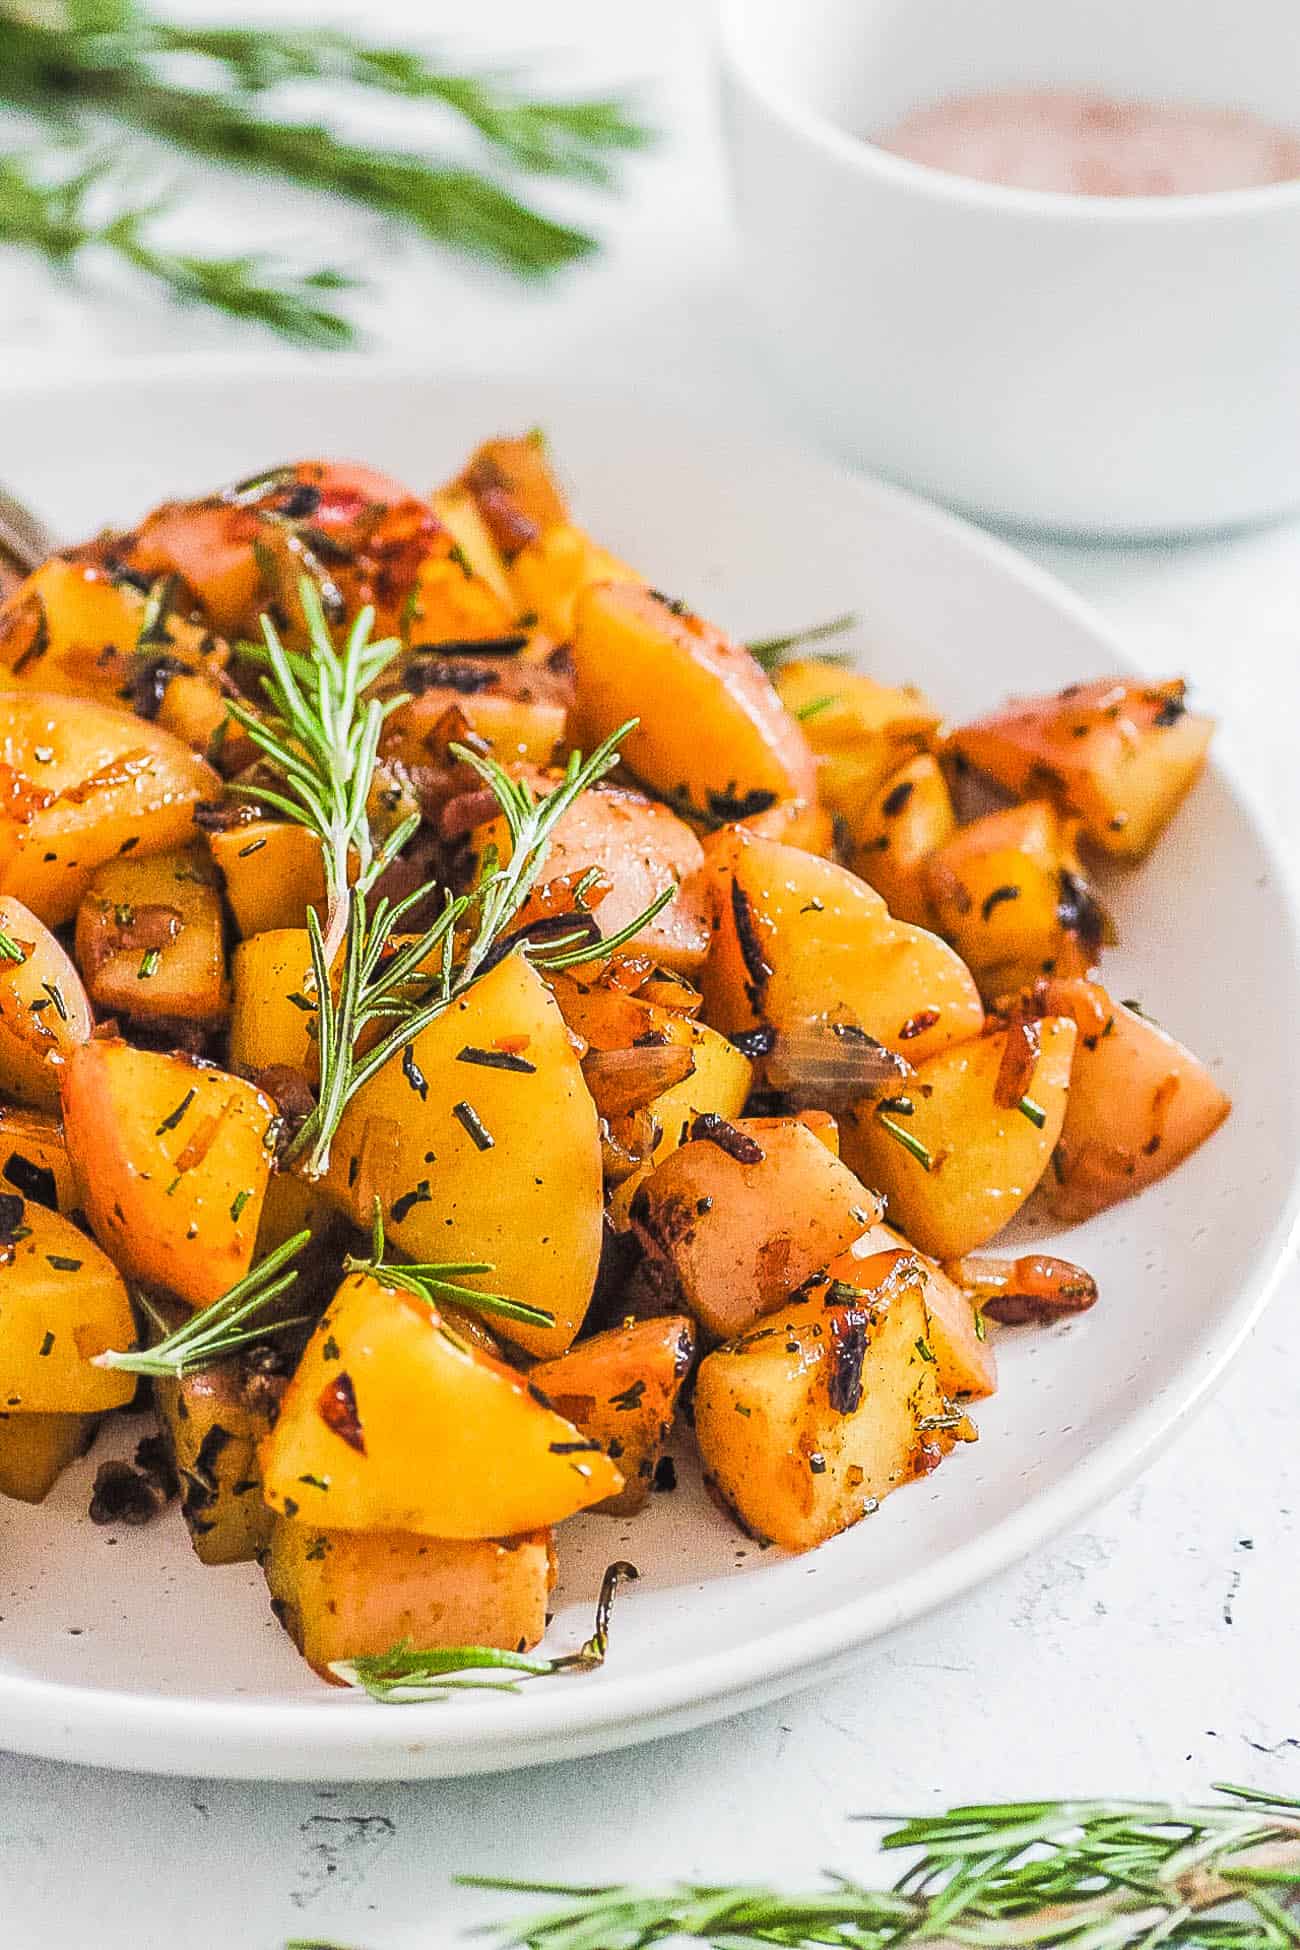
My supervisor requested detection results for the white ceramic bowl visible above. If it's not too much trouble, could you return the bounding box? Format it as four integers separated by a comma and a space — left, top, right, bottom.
718, 0, 1300, 537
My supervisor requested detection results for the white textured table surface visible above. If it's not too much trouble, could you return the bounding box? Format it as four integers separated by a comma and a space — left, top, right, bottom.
1, 3, 1297, 1944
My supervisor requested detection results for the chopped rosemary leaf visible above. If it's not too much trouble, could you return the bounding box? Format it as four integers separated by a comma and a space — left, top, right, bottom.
746, 611, 857, 674
876, 1112, 934, 1171
137, 947, 161, 979
1018, 1094, 1047, 1129
0, 931, 26, 964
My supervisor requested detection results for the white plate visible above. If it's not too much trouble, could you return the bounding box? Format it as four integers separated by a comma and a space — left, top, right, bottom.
0, 364, 1294, 1781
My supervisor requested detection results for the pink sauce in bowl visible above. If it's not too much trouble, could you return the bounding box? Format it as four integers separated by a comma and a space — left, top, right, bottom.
874, 88, 1300, 196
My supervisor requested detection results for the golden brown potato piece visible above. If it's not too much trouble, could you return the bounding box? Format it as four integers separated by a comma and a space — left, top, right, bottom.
950, 677, 1213, 860
474, 777, 711, 975
206, 820, 327, 939
571, 584, 817, 816
227, 928, 319, 1079
837, 1223, 997, 1400
260, 1270, 623, 1536
62, 1041, 276, 1308
776, 664, 944, 835
1032, 978, 1231, 1222
0, 895, 92, 1109
700, 796, 837, 859
841, 1019, 1076, 1259
0, 1410, 97, 1503
630, 1117, 883, 1342
155, 1354, 286, 1565
852, 753, 957, 924
0, 1198, 136, 1412
0, 691, 218, 926
324, 952, 603, 1358
699, 829, 982, 1065
530, 1315, 695, 1514
509, 522, 644, 640
265, 1519, 553, 1679
430, 487, 513, 602
76, 847, 229, 1025
0, 1104, 77, 1213
694, 1249, 960, 1551
924, 801, 1103, 1001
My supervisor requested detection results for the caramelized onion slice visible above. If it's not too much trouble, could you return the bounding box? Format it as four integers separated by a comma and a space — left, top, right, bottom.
765, 1019, 912, 1110
583, 1043, 695, 1120
942, 1252, 1099, 1324
993, 1011, 1041, 1109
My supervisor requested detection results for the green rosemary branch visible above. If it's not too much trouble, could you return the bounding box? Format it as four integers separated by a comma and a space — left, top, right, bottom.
148, 25, 652, 184
344, 1202, 554, 1333
0, 148, 354, 344
331, 1560, 638, 1702
93, 1229, 311, 1378
461, 1785, 1300, 1950
0, 2, 649, 286
747, 612, 858, 675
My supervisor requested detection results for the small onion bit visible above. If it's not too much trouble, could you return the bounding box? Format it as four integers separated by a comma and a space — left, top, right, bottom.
992, 1006, 1041, 1110
764, 1018, 912, 1111
942, 1253, 1099, 1324
582, 1041, 695, 1119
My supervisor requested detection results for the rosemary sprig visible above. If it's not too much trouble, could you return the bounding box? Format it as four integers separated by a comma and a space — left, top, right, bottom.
463, 1785, 1300, 1950
331, 1561, 637, 1703
344, 1202, 554, 1333
93, 1229, 311, 1379
231, 582, 673, 1178
747, 612, 857, 675
0, 148, 353, 345
0, 2, 650, 287
147, 26, 651, 184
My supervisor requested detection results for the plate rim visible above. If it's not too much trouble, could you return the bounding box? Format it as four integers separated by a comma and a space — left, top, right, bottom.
0, 357, 1295, 1780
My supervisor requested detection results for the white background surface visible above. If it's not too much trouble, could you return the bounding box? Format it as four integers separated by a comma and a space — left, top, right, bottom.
1, 2, 1298, 1943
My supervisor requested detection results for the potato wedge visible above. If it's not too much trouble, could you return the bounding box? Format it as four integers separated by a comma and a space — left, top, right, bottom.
155, 1353, 286, 1565
950, 677, 1213, 859
0, 895, 92, 1108
852, 753, 957, 924
228, 928, 319, 1079
0, 1410, 97, 1503
1034, 979, 1231, 1221
62, 1041, 276, 1308
841, 1019, 1077, 1259
76, 847, 229, 1024
0, 1197, 136, 1411
571, 584, 817, 814
530, 1315, 695, 1514
699, 829, 982, 1065
260, 1269, 623, 1535
631, 1118, 883, 1342
0, 691, 218, 925
693, 1250, 957, 1551
325, 952, 603, 1357
265, 1519, 553, 1678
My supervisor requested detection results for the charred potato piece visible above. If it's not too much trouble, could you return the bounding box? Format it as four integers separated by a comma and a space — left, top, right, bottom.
155, 1353, 286, 1565
0, 1410, 97, 1503
530, 1315, 695, 1514
630, 1117, 883, 1342
694, 1249, 960, 1551
0, 1104, 77, 1213
852, 753, 957, 924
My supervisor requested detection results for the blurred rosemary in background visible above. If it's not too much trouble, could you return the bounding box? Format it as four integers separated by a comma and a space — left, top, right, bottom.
0, 0, 651, 343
